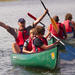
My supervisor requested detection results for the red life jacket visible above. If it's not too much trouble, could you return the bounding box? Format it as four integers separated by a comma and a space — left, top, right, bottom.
50, 23, 64, 39
63, 20, 72, 33
25, 37, 32, 51
50, 23, 59, 37
32, 37, 48, 53
58, 23, 65, 39
16, 29, 29, 46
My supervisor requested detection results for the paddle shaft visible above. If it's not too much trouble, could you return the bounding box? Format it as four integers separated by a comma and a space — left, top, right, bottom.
40, 0, 59, 33
40, 0, 51, 18
28, 13, 45, 27
51, 33, 65, 46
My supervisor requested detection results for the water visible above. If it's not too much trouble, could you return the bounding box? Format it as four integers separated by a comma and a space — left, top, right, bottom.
0, 0, 75, 75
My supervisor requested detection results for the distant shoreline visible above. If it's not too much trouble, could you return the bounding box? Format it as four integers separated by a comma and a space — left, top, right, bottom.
0, 0, 17, 1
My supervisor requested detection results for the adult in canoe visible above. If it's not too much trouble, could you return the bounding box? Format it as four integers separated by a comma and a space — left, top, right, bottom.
46, 16, 67, 40
63, 13, 75, 38
0, 9, 48, 53
32, 26, 59, 53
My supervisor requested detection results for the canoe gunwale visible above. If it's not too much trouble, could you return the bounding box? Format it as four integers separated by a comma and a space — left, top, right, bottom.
13, 46, 57, 55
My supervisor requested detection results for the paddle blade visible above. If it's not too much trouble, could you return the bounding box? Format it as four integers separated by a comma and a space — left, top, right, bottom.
50, 18, 59, 33
27, 13, 37, 20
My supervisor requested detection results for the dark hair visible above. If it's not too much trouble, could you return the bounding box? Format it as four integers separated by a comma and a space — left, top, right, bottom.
53, 16, 59, 23
34, 26, 45, 35
18, 18, 26, 23
65, 13, 72, 21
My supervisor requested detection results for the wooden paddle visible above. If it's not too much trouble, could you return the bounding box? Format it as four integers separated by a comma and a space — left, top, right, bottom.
40, 0, 59, 33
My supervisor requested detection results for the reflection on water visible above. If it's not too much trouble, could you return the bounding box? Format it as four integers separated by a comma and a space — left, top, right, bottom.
6, 66, 61, 75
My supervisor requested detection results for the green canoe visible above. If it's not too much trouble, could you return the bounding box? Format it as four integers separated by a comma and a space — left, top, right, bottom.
11, 38, 59, 70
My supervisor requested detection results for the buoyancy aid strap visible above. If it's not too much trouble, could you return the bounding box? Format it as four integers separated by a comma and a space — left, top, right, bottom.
69, 21, 72, 26
35, 47, 38, 53
22, 31, 25, 42
69, 21, 74, 32
25, 39, 29, 46
22, 29, 27, 42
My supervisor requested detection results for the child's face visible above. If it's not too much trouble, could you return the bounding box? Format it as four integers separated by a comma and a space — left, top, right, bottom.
30, 30, 35, 39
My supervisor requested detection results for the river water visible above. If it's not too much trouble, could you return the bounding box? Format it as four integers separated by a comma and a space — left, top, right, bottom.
0, 0, 75, 75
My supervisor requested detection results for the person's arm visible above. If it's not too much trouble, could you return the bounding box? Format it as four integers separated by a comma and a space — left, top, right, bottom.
45, 25, 51, 39
0, 21, 17, 39
45, 31, 51, 39
40, 40, 59, 50
22, 47, 33, 53
33, 37, 59, 50
0, 22, 10, 30
72, 21, 75, 31
32, 9, 48, 27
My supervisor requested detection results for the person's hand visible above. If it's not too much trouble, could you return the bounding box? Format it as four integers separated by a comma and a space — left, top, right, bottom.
56, 40, 60, 43
30, 50, 34, 53
48, 31, 51, 35
45, 8, 48, 14
55, 40, 60, 45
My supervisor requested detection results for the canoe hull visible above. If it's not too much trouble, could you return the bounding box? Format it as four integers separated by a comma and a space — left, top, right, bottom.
11, 47, 58, 70
11, 38, 59, 70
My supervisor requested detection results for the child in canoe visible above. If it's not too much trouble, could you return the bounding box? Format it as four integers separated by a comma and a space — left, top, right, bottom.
32, 26, 59, 53
22, 28, 35, 53
46, 16, 67, 40
63, 13, 75, 38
